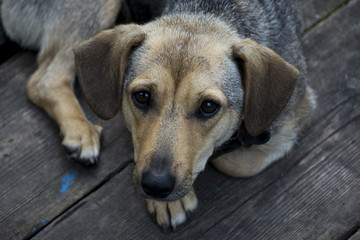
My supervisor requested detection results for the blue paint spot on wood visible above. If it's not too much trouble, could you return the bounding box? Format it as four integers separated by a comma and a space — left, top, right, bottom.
61, 171, 77, 194
87, 114, 91, 120
41, 219, 46, 224
32, 227, 37, 232
214, 186, 219, 191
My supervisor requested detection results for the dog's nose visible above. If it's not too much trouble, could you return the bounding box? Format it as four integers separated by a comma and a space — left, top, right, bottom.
141, 171, 175, 198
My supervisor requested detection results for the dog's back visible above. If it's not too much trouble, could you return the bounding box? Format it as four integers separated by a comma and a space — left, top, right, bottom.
161, 0, 305, 70
1, 0, 121, 51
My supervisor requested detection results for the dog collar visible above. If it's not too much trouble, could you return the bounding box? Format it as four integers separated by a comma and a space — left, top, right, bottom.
210, 122, 271, 160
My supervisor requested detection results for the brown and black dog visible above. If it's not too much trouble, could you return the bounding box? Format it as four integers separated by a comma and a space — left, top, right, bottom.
2, 0, 316, 230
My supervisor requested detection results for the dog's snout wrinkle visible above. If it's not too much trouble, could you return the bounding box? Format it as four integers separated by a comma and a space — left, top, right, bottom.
141, 171, 176, 199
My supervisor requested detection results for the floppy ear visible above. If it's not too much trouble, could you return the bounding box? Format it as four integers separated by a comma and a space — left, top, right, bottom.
74, 24, 145, 120
233, 38, 299, 136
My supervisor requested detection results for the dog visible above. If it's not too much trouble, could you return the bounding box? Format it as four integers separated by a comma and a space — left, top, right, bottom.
2, 0, 316, 231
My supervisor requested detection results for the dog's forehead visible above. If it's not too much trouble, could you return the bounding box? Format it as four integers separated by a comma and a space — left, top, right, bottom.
125, 18, 243, 107
141, 35, 213, 74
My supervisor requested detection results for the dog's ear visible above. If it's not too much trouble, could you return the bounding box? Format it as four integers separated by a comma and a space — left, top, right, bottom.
74, 24, 145, 120
233, 38, 299, 136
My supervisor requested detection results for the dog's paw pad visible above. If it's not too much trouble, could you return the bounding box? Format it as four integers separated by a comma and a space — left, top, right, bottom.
146, 189, 198, 231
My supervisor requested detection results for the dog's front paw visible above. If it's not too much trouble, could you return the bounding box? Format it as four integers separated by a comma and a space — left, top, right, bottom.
146, 188, 198, 231
61, 119, 102, 166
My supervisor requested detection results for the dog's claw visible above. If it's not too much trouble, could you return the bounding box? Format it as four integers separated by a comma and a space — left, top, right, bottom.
64, 146, 81, 158
76, 157, 97, 167
186, 209, 194, 218
76, 147, 82, 159
161, 224, 168, 233
67, 147, 82, 160
89, 157, 97, 164
65, 146, 99, 167
64, 145, 75, 155
150, 212, 156, 222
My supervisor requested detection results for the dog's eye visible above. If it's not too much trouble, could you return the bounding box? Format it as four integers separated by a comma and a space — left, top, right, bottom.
132, 91, 151, 106
200, 100, 220, 117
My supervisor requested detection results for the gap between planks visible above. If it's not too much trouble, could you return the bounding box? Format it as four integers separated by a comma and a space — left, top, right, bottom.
201, 113, 360, 239
303, 0, 351, 34
24, 159, 133, 240
347, 228, 360, 240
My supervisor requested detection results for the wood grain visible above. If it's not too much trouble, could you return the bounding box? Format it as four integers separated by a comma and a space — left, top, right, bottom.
0, 53, 134, 239
349, 229, 360, 240
0, 0, 359, 239
32, 96, 360, 239
32, 0, 360, 239
302, 0, 347, 30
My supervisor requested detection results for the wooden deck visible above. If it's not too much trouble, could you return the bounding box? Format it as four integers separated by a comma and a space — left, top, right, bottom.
0, 0, 359, 239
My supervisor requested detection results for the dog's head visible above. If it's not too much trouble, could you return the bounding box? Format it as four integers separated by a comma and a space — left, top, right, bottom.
74, 17, 298, 201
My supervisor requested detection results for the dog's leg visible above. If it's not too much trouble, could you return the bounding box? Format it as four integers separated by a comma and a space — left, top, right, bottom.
146, 188, 198, 231
212, 85, 317, 178
212, 124, 298, 178
27, 49, 102, 165
212, 146, 285, 178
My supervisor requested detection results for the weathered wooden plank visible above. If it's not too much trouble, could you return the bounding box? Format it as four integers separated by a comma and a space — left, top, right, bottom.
200, 0, 360, 238
1, 0, 359, 239
302, 0, 347, 30
31, 95, 360, 239
33, 0, 360, 239
0, 52, 134, 239
201, 121, 360, 240
349, 229, 360, 240
31, 98, 360, 240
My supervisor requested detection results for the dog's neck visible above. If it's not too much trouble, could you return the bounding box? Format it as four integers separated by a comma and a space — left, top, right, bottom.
210, 122, 271, 160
